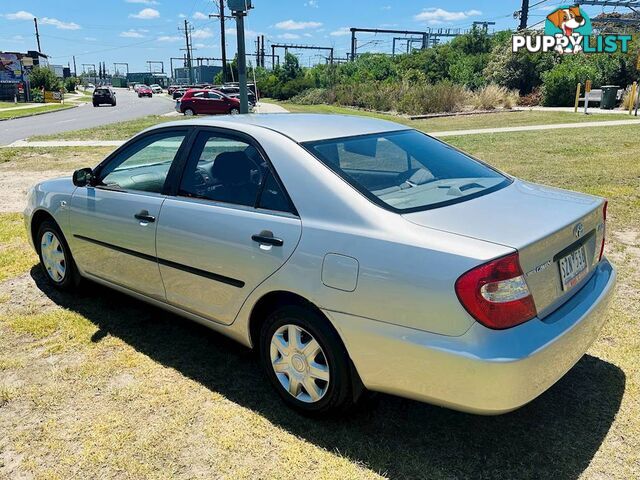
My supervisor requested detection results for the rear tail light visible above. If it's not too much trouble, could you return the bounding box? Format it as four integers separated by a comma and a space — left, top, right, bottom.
455, 252, 537, 330
599, 200, 608, 261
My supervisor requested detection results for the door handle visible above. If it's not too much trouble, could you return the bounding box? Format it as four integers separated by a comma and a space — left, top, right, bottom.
134, 210, 156, 223
251, 230, 283, 247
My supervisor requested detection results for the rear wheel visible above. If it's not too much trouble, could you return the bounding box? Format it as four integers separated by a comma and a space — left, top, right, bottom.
229, 108, 240, 115
112, 100, 116, 106
184, 108, 195, 116
259, 305, 355, 415
93, 102, 98, 107
36, 220, 79, 291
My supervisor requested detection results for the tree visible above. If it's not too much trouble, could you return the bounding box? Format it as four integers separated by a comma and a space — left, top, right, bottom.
29, 66, 61, 91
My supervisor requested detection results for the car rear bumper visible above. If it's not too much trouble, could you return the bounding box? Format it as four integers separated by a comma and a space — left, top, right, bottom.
327, 258, 616, 414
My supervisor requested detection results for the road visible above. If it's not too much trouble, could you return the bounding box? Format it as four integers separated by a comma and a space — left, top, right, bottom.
0, 88, 175, 145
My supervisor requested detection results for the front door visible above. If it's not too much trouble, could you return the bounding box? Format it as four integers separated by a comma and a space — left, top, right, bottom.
156, 129, 302, 324
69, 129, 189, 300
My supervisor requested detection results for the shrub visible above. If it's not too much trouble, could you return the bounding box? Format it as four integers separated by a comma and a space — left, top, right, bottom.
517, 88, 543, 106
542, 60, 599, 106
289, 88, 329, 105
470, 84, 519, 110
396, 81, 469, 115
63, 77, 79, 94
28, 66, 61, 91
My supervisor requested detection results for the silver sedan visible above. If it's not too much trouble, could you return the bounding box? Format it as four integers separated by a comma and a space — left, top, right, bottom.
24, 114, 616, 415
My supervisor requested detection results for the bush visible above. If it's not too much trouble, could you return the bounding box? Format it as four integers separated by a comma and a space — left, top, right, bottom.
30, 90, 44, 103
289, 88, 329, 105
517, 88, 543, 106
63, 77, 79, 94
542, 59, 599, 106
396, 81, 469, 115
470, 84, 519, 110
28, 66, 61, 91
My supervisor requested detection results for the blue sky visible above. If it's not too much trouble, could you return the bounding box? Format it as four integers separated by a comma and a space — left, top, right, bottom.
0, 1, 608, 73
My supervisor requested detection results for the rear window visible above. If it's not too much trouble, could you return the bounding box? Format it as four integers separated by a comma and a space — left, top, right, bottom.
303, 130, 510, 213
95, 88, 109, 94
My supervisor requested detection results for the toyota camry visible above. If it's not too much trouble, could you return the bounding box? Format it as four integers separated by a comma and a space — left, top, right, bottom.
24, 114, 616, 415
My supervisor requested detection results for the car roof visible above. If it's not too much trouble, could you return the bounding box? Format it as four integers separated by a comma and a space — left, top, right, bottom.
157, 113, 410, 143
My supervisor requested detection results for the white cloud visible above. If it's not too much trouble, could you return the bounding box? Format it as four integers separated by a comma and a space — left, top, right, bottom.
126, 0, 159, 4
157, 35, 180, 42
41, 17, 81, 30
84, 36, 97, 41
414, 8, 481, 24
330, 27, 351, 36
120, 29, 145, 38
304, 0, 319, 7
192, 28, 213, 39
278, 33, 301, 39
4, 10, 34, 20
178, 13, 186, 18
130, 8, 160, 19
381, 5, 391, 10
275, 19, 322, 30
193, 11, 208, 20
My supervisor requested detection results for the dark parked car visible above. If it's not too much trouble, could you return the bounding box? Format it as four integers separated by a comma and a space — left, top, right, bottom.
92, 87, 116, 107
214, 84, 257, 106
138, 86, 153, 98
172, 88, 188, 100
175, 89, 240, 115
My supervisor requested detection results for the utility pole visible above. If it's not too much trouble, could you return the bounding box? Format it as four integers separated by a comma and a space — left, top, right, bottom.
33, 17, 42, 52
72, 56, 77, 77
179, 20, 194, 84
233, 8, 249, 112
518, 0, 530, 30
210, 0, 232, 83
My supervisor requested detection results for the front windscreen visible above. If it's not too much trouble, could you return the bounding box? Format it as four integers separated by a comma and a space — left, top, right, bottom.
303, 130, 510, 213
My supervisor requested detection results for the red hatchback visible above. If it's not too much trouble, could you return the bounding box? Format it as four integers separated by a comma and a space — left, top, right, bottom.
176, 89, 241, 116
138, 86, 153, 98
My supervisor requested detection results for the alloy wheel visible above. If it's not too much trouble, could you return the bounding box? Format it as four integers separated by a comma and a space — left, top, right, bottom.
270, 324, 330, 403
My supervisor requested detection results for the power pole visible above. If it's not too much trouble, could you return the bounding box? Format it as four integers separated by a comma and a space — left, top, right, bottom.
72, 56, 77, 77
518, 0, 530, 30
260, 35, 265, 68
179, 20, 194, 84
210, 0, 231, 83
33, 17, 42, 52
234, 9, 248, 113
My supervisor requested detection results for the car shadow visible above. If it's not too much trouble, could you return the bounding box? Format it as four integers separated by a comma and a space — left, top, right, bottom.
31, 267, 625, 480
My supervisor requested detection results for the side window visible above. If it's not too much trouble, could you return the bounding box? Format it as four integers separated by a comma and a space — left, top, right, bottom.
179, 132, 264, 207
208, 92, 222, 99
99, 131, 187, 193
258, 170, 291, 213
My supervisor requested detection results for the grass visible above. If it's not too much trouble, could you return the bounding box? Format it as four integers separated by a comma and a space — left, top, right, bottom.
30, 115, 187, 141
0, 122, 639, 479
265, 100, 640, 132
0, 213, 36, 282
0, 146, 113, 171
0, 103, 74, 120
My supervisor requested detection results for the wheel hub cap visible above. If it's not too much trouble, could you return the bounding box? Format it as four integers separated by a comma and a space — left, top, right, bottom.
270, 324, 330, 403
40, 231, 66, 283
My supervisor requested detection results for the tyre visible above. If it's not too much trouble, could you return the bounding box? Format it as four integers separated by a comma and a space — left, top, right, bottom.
259, 305, 355, 415
93, 102, 98, 107
112, 101, 116, 106
184, 108, 195, 116
229, 108, 240, 115
36, 220, 79, 291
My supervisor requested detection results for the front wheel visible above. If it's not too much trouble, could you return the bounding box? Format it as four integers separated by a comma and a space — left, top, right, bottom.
259, 305, 355, 415
37, 220, 79, 291
229, 108, 240, 115
184, 108, 195, 116
93, 102, 98, 107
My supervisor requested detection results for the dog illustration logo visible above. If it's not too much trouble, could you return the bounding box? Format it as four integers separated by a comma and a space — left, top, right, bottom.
545, 5, 592, 52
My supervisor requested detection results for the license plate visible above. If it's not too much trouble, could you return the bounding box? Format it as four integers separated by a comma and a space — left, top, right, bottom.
559, 246, 588, 291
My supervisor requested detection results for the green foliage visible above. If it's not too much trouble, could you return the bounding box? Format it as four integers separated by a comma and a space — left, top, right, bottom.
29, 66, 62, 91
63, 77, 79, 94
541, 57, 599, 106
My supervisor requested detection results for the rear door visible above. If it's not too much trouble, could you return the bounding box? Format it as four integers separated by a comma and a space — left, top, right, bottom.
156, 128, 301, 324
206, 91, 228, 114
69, 129, 190, 300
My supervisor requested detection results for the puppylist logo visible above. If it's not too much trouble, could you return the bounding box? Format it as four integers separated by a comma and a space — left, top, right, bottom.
512, 5, 631, 54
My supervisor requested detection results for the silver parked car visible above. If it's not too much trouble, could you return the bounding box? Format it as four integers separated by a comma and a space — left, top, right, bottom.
24, 114, 616, 415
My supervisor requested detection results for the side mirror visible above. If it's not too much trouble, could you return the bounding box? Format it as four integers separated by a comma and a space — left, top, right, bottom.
72, 168, 94, 187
